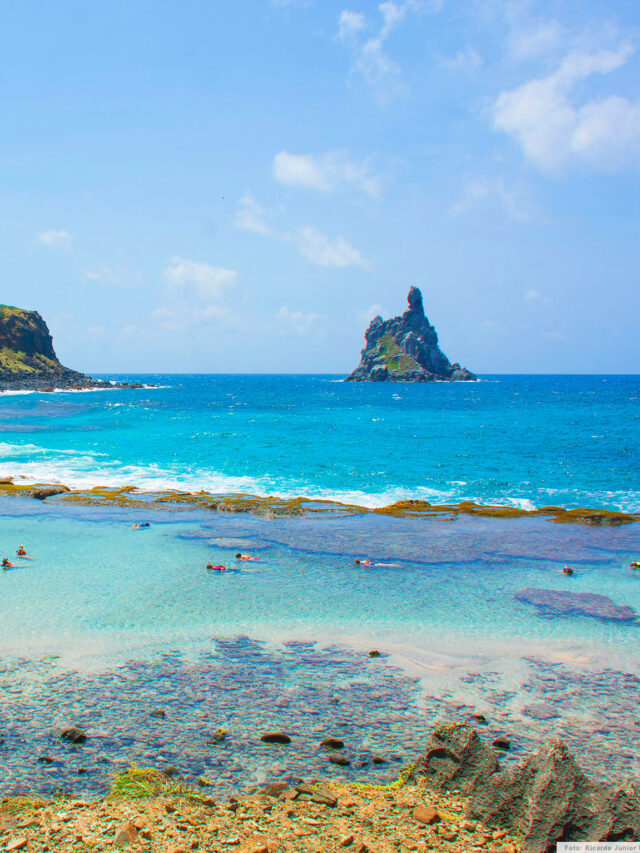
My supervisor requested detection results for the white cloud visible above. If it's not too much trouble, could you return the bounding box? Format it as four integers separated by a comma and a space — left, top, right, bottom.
507, 20, 564, 61
273, 150, 381, 197
275, 306, 325, 335
493, 43, 640, 172
338, 2, 422, 101
439, 48, 482, 73
450, 177, 531, 221
355, 303, 386, 323
296, 226, 370, 268
163, 257, 238, 301
525, 289, 551, 305
338, 10, 366, 41
38, 229, 71, 247
234, 193, 274, 235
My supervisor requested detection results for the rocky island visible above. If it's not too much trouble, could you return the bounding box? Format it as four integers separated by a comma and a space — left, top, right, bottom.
346, 287, 476, 382
0, 305, 142, 391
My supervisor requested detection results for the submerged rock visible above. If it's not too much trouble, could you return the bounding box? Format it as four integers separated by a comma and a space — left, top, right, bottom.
346, 287, 476, 383
515, 588, 638, 623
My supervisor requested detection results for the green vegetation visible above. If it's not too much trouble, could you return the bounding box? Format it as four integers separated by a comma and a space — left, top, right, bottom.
0, 796, 46, 814
377, 334, 420, 375
109, 764, 203, 802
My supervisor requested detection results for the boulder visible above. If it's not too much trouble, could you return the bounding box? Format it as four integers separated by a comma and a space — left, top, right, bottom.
260, 732, 291, 745
59, 727, 87, 744
32, 486, 69, 500
515, 588, 638, 623
413, 721, 500, 793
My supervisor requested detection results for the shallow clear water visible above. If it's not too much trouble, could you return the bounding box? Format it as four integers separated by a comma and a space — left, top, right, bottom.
0, 496, 639, 794
0, 374, 638, 511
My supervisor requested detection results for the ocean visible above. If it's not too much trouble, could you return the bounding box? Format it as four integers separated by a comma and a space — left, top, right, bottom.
0, 374, 639, 798
0, 373, 638, 511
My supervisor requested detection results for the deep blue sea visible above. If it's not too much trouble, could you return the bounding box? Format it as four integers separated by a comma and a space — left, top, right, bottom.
0, 373, 638, 511
1, 375, 639, 796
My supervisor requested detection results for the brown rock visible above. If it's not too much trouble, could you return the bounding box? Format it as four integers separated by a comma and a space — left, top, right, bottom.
321, 738, 345, 749
414, 721, 500, 793
260, 732, 291, 744
60, 726, 87, 744
368, 650, 381, 658
114, 820, 138, 844
5, 839, 28, 852
412, 805, 440, 825
329, 753, 350, 766
339, 834, 355, 847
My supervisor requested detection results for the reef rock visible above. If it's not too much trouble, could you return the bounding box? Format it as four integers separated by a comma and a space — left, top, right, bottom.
346, 287, 476, 382
0, 305, 111, 391
415, 722, 640, 853
467, 737, 640, 853
515, 588, 638, 623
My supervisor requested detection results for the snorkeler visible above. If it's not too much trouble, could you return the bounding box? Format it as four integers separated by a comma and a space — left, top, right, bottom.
132, 522, 150, 529
16, 545, 27, 557
235, 553, 257, 561
207, 564, 227, 572
562, 565, 574, 575
2, 558, 13, 569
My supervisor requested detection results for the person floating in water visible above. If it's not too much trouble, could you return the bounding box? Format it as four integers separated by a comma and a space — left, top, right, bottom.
16, 545, 27, 557
132, 522, 150, 529
562, 565, 574, 575
2, 558, 13, 569
355, 558, 401, 567
355, 558, 373, 566
630, 561, 640, 570
207, 564, 227, 572
235, 553, 257, 561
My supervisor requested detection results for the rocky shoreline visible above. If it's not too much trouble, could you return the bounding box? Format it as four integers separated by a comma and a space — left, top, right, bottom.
0, 480, 636, 526
1, 722, 638, 853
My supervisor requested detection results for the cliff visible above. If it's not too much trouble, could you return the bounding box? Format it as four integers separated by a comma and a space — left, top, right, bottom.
0, 305, 110, 390
346, 287, 476, 382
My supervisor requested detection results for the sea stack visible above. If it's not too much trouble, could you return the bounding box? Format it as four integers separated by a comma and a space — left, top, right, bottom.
346, 286, 476, 382
0, 304, 112, 391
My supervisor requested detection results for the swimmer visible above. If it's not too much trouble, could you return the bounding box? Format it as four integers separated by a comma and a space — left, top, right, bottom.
235, 553, 258, 561
132, 522, 150, 529
630, 561, 640, 570
2, 558, 13, 569
355, 558, 374, 566
562, 565, 574, 575
16, 545, 27, 557
207, 564, 226, 572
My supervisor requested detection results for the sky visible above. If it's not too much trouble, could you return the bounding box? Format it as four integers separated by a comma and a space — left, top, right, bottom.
1, 0, 639, 374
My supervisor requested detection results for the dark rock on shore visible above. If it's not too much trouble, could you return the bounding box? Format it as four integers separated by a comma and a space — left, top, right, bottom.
516, 587, 638, 623
415, 722, 640, 853
32, 486, 70, 500
346, 287, 476, 383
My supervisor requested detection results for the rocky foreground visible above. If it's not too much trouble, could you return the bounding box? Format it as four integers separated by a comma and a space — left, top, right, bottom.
1, 722, 638, 853
346, 288, 475, 383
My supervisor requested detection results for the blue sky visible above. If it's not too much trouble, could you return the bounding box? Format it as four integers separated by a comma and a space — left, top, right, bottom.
1, 0, 639, 373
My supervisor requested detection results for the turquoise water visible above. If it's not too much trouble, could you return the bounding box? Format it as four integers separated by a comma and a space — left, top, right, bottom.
0, 374, 638, 510
1, 375, 639, 795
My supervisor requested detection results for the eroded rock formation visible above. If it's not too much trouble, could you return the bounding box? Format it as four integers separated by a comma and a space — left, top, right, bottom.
346, 287, 476, 382
415, 722, 640, 853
